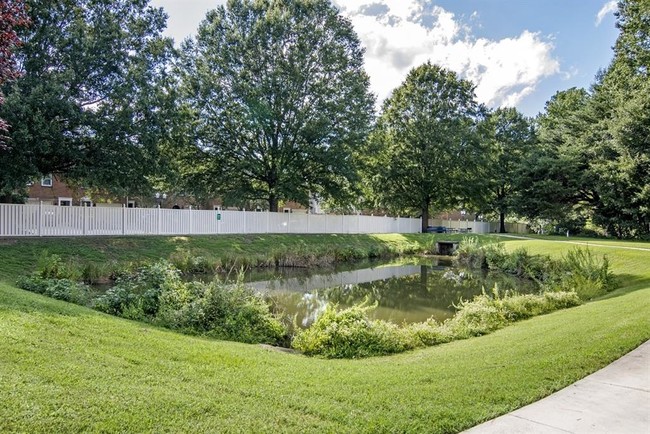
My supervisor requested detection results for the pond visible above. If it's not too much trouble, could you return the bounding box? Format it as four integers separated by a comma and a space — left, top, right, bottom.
212, 257, 539, 328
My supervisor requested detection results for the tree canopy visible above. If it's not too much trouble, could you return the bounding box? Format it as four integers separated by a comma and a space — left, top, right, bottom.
364, 62, 483, 232
479, 107, 535, 233
175, 0, 374, 212
0, 0, 175, 201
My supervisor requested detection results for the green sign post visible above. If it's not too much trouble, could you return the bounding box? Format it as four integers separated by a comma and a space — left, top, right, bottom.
216, 213, 221, 221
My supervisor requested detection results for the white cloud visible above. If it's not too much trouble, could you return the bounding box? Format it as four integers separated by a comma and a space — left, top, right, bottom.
596, 1, 617, 26
334, 0, 560, 109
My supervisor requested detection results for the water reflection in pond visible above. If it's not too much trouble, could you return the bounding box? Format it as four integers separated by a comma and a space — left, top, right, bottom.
218, 258, 539, 328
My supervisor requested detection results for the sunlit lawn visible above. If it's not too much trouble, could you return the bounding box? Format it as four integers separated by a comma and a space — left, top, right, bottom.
0, 235, 648, 433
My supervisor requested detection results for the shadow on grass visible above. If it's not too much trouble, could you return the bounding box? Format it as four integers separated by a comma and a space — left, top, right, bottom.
597, 275, 650, 301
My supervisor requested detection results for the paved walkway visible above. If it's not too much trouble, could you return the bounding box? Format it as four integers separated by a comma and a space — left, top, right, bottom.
464, 340, 650, 433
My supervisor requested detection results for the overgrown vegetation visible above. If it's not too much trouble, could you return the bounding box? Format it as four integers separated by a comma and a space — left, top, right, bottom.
292, 288, 580, 358
15, 238, 614, 358
455, 238, 613, 300
18, 259, 286, 345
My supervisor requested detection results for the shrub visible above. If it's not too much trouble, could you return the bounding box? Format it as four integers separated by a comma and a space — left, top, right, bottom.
35, 252, 80, 280
456, 241, 614, 301
17, 276, 90, 304
445, 287, 581, 338
292, 287, 582, 358
292, 303, 415, 358
155, 278, 286, 345
92, 261, 181, 316
169, 249, 216, 274
454, 237, 488, 269
548, 248, 613, 300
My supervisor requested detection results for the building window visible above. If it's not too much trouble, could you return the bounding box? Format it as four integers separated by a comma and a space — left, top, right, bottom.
213, 205, 222, 211
58, 197, 72, 206
81, 197, 93, 207
127, 200, 136, 208
41, 175, 53, 187
283, 208, 291, 213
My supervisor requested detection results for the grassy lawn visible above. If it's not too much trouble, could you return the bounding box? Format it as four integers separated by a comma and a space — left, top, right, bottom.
1, 235, 648, 433
0, 233, 465, 281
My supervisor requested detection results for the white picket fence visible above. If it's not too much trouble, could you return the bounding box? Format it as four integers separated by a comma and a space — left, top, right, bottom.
0, 204, 421, 237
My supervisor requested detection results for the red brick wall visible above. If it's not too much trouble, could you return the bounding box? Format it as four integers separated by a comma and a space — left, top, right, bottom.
27, 175, 81, 205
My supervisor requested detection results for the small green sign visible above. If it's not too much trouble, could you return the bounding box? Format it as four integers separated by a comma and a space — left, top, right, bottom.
216, 213, 221, 221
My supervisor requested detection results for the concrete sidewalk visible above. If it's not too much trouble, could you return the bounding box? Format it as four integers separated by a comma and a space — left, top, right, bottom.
464, 340, 650, 434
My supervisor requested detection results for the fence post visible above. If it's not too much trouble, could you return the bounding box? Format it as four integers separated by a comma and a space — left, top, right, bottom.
307, 211, 310, 234
122, 205, 126, 235
83, 205, 88, 236
157, 205, 161, 235
242, 208, 246, 234
38, 201, 43, 237
266, 210, 270, 233
189, 206, 193, 235
287, 211, 291, 233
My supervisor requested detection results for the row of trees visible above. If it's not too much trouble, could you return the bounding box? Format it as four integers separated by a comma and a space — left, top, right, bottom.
0, 0, 648, 237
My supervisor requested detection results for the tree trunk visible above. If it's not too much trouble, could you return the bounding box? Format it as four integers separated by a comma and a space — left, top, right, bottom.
421, 200, 430, 233
499, 211, 506, 233
268, 193, 278, 213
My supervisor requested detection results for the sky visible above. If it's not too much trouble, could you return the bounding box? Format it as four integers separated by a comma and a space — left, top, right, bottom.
149, 0, 620, 117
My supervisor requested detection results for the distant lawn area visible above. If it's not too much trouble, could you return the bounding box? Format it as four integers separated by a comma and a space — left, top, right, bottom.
0, 235, 648, 433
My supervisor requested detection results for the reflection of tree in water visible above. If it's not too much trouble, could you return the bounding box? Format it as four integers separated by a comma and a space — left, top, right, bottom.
316, 266, 539, 313
263, 264, 540, 327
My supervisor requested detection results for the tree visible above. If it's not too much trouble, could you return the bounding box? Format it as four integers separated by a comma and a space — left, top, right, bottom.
176, 0, 374, 212
364, 62, 483, 232
480, 108, 535, 233
0, 0, 28, 148
0, 0, 175, 201
514, 88, 594, 232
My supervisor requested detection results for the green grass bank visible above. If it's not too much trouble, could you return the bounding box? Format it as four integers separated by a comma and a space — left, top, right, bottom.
1, 235, 648, 433
0, 233, 464, 281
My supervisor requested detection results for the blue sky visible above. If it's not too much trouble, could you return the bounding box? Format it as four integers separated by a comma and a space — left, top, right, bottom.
150, 0, 620, 117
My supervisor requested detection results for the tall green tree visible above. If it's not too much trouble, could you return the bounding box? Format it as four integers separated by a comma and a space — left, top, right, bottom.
585, 0, 650, 237
480, 107, 536, 233
364, 63, 483, 232
176, 0, 374, 212
0, 0, 175, 201
514, 88, 594, 232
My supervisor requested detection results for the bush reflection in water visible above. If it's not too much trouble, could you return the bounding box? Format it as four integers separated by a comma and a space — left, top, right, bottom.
259, 260, 538, 328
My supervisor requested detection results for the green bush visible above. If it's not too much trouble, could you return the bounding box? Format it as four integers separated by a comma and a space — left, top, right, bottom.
35, 252, 80, 280
292, 286, 582, 358
156, 279, 286, 345
292, 303, 415, 358
90, 262, 286, 345
17, 276, 90, 304
456, 241, 613, 301
548, 248, 613, 300
92, 261, 182, 316
454, 237, 489, 269
445, 287, 581, 338
169, 249, 216, 274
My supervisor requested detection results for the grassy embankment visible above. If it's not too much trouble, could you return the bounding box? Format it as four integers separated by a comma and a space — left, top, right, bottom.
1, 234, 648, 433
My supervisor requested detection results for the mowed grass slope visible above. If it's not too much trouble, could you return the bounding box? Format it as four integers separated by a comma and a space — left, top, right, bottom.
0, 236, 649, 433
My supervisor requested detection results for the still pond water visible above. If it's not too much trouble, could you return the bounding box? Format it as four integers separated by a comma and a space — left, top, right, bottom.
215, 257, 538, 327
